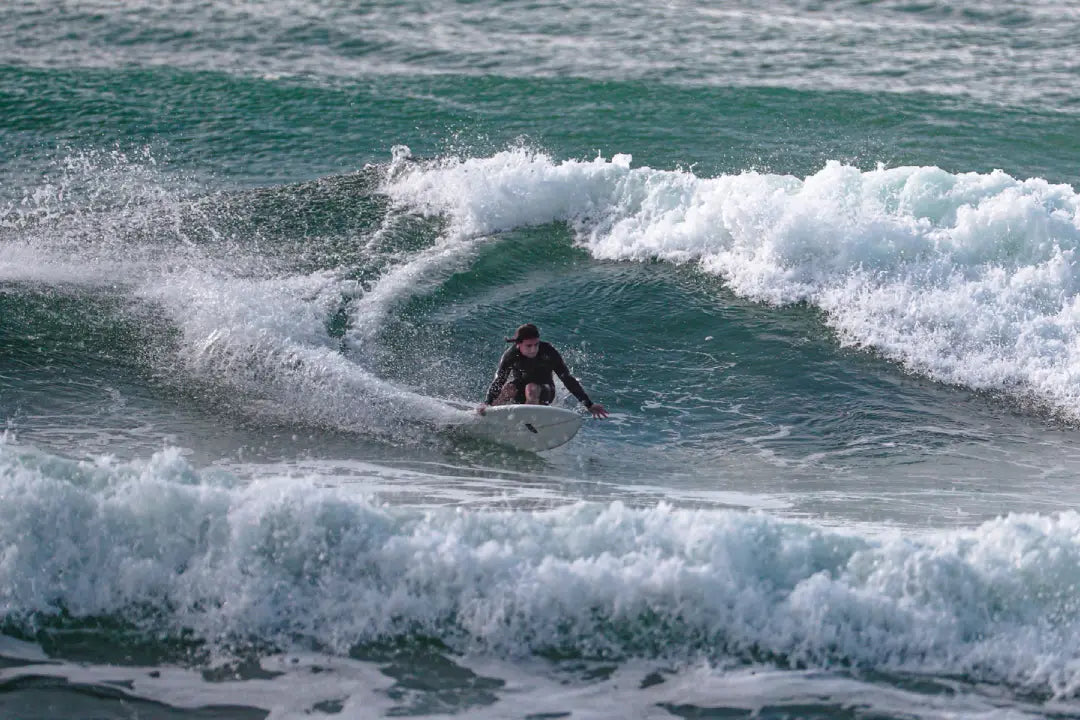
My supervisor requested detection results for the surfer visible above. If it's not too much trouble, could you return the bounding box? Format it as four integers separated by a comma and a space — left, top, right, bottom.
477, 323, 608, 418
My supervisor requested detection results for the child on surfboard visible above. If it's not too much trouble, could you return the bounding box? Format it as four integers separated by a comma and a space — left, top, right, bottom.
477, 323, 609, 419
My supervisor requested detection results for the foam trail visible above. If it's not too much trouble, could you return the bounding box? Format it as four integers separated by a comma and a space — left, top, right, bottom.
385, 149, 1080, 417
348, 235, 486, 354
5, 443, 1080, 699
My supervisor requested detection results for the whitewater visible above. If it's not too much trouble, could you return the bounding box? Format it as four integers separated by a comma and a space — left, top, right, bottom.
387, 148, 1080, 420
5, 444, 1080, 711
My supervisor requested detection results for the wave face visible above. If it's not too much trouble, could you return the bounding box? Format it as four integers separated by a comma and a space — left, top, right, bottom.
3, 442, 1080, 700
386, 148, 1080, 419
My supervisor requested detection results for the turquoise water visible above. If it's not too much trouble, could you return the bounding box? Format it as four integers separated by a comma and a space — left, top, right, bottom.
5, 2, 1080, 718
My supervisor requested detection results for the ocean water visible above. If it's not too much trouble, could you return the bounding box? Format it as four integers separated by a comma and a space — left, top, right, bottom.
4, 1, 1080, 718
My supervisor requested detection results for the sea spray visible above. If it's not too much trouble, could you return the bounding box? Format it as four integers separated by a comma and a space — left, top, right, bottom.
1, 149, 467, 434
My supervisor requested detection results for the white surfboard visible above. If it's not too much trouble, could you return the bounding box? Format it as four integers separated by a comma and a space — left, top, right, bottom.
464, 404, 584, 452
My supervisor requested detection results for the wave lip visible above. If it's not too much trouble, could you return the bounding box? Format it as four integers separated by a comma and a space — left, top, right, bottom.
386, 148, 1080, 419
4, 444, 1080, 698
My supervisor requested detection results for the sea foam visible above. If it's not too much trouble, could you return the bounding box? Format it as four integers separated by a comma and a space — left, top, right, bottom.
385, 148, 1080, 418
3, 443, 1080, 697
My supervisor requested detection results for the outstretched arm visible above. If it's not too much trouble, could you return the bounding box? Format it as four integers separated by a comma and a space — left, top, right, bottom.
552, 348, 608, 418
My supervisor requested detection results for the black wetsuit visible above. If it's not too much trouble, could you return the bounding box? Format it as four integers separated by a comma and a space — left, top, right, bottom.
485, 341, 593, 407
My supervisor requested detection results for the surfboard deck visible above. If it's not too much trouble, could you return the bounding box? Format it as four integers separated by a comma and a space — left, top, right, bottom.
463, 404, 584, 452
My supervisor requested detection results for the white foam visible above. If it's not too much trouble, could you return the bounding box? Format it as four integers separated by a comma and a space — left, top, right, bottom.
2, 652, 1064, 720
386, 149, 1080, 418
347, 235, 485, 355
5, 444, 1080, 698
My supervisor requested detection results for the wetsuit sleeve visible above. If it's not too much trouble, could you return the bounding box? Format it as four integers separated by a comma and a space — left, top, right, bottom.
484, 350, 513, 404
550, 347, 593, 407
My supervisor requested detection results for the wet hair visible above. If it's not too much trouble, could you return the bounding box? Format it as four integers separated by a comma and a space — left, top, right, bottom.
506, 323, 540, 343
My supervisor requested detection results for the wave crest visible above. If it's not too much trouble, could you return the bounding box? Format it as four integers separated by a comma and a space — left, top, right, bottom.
385, 148, 1080, 417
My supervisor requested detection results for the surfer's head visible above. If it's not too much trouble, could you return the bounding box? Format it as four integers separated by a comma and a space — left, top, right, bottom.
508, 323, 541, 357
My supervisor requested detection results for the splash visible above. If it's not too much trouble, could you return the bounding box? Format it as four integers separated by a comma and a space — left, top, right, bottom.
1, 148, 468, 434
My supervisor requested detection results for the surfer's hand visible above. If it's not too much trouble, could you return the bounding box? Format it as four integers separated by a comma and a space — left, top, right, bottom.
587, 403, 608, 419
476, 404, 488, 416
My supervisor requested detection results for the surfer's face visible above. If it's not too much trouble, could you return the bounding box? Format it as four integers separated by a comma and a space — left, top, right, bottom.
518, 338, 540, 358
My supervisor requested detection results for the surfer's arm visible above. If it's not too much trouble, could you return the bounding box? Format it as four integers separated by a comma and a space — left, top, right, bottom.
484, 353, 513, 405
551, 349, 592, 407
551, 348, 608, 418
